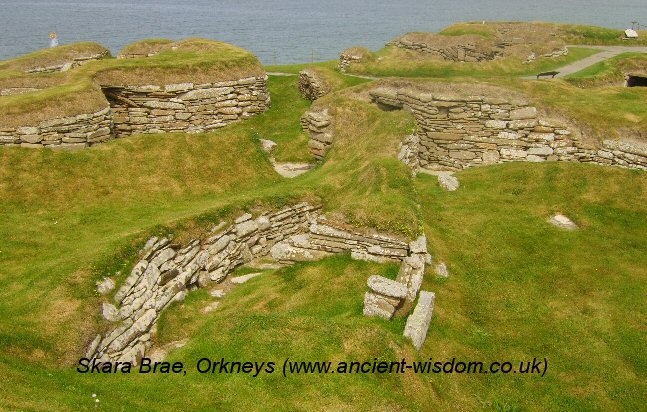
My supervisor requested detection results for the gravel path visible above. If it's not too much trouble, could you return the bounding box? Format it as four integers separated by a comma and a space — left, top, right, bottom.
531, 45, 647, 79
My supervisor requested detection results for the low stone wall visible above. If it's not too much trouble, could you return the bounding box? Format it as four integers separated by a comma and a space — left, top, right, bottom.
301, 108, 333, 161
24, 51, 110, 73
388, 35, 502, 63
369, 85, 647, 171
87, 203, 425, 364
0, 76, 271, 148
299, 69, 331, 101
104, 76, 270, 135
0, 107, 113, 148
338, 48, 369, 73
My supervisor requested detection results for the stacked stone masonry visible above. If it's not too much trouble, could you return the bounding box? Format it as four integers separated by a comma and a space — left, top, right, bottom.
388, 37, 503, 62
0, 108, 113, 148
369, 86, 647, 171
338, 51, 364, 73
0, 76, 270, 148
87, 203, 429, 364
299, 69, 331, 101
104, 76, 270, 135
301, 108, 333, 161
23, 51, 110, 74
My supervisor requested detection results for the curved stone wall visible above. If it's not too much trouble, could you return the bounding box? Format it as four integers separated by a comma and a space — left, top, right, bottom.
104, 76, 270, 135
86, 203, 429, 364
0, 76, 270, 148
0, 107, 113, 148
368, 85, 647, 171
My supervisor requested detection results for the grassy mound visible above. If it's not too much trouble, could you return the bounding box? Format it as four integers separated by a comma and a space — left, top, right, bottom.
0, 42, 110, 73
117, 38, 174, 58
566, 53, 647, 86
0, 38, 266, 128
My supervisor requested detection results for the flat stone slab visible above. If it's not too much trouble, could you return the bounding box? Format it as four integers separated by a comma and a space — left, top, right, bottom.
201, 301, 220, 314
437, 172, 460, 192
366, 275, 408, 299
404, 291, 436, 350
435, 263, 449, 278
210, 289, 227, 298
230, 272, 263, 284
363, 292, 398, 320
549, 214, 578, 230
272, 162, 314, 178
260, 139, 277, 153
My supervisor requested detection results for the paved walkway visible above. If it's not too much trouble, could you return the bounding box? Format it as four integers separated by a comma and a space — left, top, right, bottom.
534, 45, 647, 79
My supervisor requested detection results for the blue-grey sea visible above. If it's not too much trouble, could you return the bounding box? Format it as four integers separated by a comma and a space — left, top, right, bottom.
0, 0, 645, 64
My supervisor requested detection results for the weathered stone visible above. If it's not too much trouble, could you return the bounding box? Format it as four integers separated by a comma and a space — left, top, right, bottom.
102, 302, 121, 322
96, 277, 115, 295
548, 214, 578, 230
235, 219, 259, 238
404, 291, 436, 350
363, 292, 397, 320
437, 173, 460, 191
435, 263, 449, 278
510, 107, 537, 120
409, 235, 427, 254
230, 272, 262, 284
150, 248, 176, 269
366, 275, 408, 299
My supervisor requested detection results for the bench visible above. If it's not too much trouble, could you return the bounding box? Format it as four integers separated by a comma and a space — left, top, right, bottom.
536, 71, 560, 79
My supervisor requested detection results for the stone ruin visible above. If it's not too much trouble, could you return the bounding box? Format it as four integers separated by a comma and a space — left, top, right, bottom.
0, 76, 270, 148
87, 203, 437, 363
338, 47, 371, 72
299, 82, 647, 171
298, 68, 331, 101
387, 23, 569, 63
368, 83, 647, 171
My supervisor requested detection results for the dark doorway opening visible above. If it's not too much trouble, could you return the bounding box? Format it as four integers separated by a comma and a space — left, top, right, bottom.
626, 75, 647, 87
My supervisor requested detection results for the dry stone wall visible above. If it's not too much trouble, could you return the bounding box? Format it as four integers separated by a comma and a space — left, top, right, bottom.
0, 76, 270, 148
338, 48, 369, 73
299, 69, 331, 101
87, 203, 428, 364
0, 107, 113, 148
301, 108, 333, 161
104, 76, 270, 135
388, 35, 503, 62
369, 86, 647, 171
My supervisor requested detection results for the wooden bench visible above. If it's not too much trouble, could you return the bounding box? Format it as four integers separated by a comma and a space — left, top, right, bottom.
536, 71, 560, 79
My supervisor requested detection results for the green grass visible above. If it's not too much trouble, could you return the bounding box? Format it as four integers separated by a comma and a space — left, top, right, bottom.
565, 53, 647, 87
0, 39, 265, 126
1, 31, 646, 411
347, 46, 600, 79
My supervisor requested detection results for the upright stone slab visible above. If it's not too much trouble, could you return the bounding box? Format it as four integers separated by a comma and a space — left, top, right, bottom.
404, 291, 436, 350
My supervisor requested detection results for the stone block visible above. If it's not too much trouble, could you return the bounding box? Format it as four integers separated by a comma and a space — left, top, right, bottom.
403, 291, 436, 350
510, 107, 537, 120
366, 275, 407, 299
